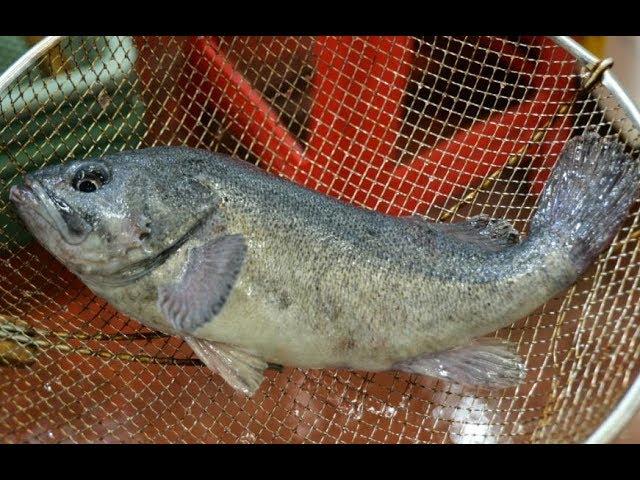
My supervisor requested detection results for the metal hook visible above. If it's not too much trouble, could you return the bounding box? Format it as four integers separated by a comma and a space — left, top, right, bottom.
580, 57, 614, 93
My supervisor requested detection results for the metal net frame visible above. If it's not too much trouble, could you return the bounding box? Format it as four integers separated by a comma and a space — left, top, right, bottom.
0, 35, 639, 444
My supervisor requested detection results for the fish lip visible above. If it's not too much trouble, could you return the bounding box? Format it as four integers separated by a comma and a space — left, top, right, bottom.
11, 177, 90, 245
9, 184, 35, 205
10, 174, 38, 204
10, 183, 50, 225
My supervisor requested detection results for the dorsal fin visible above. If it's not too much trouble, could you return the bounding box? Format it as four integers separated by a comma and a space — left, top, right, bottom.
407, 214, 520, 252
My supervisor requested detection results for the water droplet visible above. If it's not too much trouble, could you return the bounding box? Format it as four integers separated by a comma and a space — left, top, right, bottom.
238, 431, 256, 444
447, 397, 504, 444
44, 383, 53, 393
346, 401, 364, 421
366, 404, 398, 419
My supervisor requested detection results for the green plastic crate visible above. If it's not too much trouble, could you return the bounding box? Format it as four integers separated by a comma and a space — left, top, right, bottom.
0, 36, 31, 73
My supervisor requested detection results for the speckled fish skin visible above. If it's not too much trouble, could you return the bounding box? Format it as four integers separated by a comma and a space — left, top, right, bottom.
9, 133, 639, 387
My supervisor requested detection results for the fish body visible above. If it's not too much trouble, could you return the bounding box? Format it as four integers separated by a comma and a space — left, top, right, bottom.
85, 158, 573, 370
10, 133, 639, 394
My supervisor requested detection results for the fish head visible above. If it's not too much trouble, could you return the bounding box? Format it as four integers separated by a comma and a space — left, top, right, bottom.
9, 148, 219, 282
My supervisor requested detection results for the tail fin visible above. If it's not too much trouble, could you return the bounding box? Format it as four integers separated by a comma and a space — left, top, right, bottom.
531, 132, 639, 272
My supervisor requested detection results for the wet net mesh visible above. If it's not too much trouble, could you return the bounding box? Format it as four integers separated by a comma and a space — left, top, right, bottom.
0, 36, 639, 444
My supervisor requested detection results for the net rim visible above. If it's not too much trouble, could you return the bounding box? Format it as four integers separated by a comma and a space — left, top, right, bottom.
1, 34, 640, 444
0, 36, 63, 95
551, 35, 640, 443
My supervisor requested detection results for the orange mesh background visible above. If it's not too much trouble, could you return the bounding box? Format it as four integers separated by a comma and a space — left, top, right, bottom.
0, 36, 639, 443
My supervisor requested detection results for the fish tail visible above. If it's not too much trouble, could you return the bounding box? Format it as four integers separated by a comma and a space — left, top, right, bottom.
530, 132, 639, 273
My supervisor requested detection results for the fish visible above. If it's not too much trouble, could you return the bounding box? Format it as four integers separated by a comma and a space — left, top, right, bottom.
9, 132, 639, 396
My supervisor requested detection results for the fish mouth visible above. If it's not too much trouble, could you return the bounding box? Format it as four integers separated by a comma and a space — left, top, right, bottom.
10, 176, 91, 245
9, 180, 37, 207
10, 181, 49, 228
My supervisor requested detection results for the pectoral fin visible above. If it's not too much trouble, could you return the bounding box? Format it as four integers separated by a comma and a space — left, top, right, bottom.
157, 234, 247, 333
185, 336, 267, 396
393, 338, 526, 389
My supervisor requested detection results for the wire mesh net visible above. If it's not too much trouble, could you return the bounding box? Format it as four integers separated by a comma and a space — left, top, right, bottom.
0, 35, 639, 444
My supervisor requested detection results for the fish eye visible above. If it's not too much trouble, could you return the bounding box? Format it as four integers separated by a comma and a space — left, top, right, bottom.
72, 165, 109, 193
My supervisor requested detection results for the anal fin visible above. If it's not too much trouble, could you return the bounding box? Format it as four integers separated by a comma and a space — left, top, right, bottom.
393, 338, 526, 389
185, 336, 267, 396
